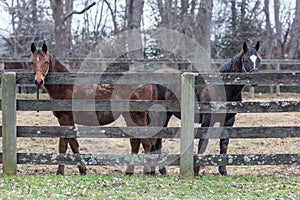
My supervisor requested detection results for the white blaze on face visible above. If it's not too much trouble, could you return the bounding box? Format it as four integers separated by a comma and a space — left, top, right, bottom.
250, 55, 257, 69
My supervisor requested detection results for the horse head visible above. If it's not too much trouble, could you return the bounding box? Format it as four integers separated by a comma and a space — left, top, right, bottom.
241, 41, 261, 73
31, 43, 51, 87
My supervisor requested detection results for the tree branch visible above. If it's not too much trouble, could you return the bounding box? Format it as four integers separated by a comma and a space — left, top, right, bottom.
64, 2, 96, 21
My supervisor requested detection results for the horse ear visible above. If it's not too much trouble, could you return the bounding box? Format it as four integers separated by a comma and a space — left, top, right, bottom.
31, 43, 36, 54
42, 43, 48, 54
255, 41, 260, 51
243, 42, 248, 53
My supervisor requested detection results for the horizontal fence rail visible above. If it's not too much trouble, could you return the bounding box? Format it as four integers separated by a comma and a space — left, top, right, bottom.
1, 72, 300, 85
0, 153, 297, 166
0, 126, 299, 139
0, 100, 300, 113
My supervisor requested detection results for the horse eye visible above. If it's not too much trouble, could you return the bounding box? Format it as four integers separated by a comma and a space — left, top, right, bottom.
44, 61, 49, 65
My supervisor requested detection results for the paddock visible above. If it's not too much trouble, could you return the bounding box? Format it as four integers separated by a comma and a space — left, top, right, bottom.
0, 61, 300, 176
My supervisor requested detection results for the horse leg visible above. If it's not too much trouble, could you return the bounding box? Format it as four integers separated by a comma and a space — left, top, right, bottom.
194, 138, 209, 176
58, 139, 86, 175
219, 138, 229, 176
141, 138, 153, 175
148, 111, 171, 176
150, 141, 157, 175
57, 113, 86, 175
218, 116, 235, 176
125, 138, 141, 175
128, 110, 155, 175
68, 139, 87, 175
194, 114, 211, 176
150, 138, 167, 176
57, 138, 68, 175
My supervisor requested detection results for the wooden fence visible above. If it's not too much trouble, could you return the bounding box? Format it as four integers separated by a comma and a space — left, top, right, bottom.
1, 69, 300, 177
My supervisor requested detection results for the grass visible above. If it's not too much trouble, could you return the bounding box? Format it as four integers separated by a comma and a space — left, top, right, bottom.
0, 174, 298, 199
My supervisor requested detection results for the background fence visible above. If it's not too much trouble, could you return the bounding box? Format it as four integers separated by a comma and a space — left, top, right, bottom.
0, 61, 300, 177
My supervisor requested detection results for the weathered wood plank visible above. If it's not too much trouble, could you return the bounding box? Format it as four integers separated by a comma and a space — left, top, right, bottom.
15, 153, 180, 166
197, 72, 300, 85
9, 72, 300, 85
15, 72, 181, 85
1, 153, 296, 166
15, 99, 180, 112
9, 99, 300, 113
14, 126, 178, 138
0, 126, 300, 139
197, 101, 300, 113
194, 154, 300, 166
1, 72, 17, 175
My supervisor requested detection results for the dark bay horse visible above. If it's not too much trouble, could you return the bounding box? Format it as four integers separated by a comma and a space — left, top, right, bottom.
30, 43, 158, 175
153, 41, 261, 176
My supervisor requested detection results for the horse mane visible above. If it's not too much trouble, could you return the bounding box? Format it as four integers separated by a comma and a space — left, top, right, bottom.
219, 51, 242, 73
50, 54, 70, 73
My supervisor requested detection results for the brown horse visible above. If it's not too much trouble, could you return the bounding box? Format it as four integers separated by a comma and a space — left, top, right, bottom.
31, 43, 156, 175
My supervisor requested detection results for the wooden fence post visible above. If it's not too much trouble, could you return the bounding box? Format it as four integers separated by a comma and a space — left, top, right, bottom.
276, 63, 280, 94
180, 71, 196, 178
2, 72, 17, 175
248, 86, 254, 98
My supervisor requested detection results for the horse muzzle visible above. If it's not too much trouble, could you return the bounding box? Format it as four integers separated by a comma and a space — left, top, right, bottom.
249, 68, 258, 73
34, 71, 45, 86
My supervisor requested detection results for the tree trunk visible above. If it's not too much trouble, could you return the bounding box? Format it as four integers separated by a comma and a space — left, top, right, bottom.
264, 0, 274, 93
50, 0, 67, 57
32, 0, 37, 24
274, 0, 283, 58
11, 0, 18, 57
231, 0, 237, 33
65, 0, 73, 56
288, 0, 300, 58
126, 0, 144, 70
197, 0, 213, 57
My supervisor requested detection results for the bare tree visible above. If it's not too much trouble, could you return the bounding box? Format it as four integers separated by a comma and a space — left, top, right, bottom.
154, 0, 213, 57
50, 0, 95, 57
0, 0, 54, 57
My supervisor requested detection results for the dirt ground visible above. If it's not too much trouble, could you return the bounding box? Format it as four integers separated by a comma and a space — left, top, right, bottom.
0, 93, 300, 176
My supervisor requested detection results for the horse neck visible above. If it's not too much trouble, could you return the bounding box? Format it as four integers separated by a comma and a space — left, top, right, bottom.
220, 52, 245, 101
219, 52, 243, 73
49, 56, 69, 73
44, 56, 73, 99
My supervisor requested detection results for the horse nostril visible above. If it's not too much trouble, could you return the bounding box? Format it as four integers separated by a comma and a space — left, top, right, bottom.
34, 79, 44, 86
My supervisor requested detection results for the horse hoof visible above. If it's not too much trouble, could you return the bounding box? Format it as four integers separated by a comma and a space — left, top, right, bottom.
125, 172, 133, 176
159, 167, 167, 176
79, 166, 87, 175
194, 166, 200, 176
149, 171, 156, 176
56, 170, 64, 175
219, 166, 228, 176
